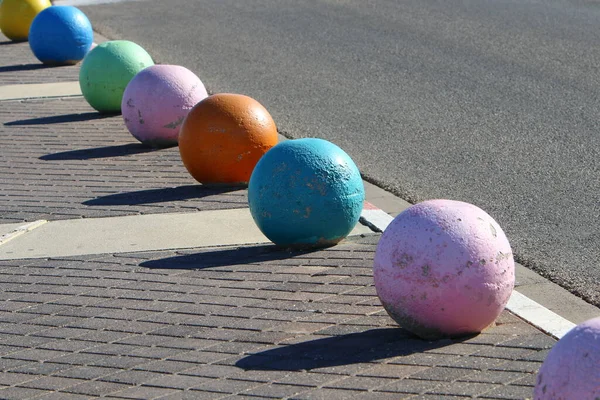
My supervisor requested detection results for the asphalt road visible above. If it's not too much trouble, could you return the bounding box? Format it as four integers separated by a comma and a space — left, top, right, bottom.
79, 0, 599, 306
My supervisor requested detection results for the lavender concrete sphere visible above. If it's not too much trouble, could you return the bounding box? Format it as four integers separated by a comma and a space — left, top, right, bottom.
373, 200, 515, 340
29, 5, 93, 65
121, 65, 208, 147
534, 317, 600, 399
248, 138, 365, 248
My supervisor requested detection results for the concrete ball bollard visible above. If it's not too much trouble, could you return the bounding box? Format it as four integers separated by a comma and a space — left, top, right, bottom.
178, 93, 278, 184
29, 6, 93, 65
248, 138, 365, 248
0, 0, 51, 41
121, 65, 208, 147
534, 317, 600, 399
373, 199, 515, 340
79, 40, 154, 113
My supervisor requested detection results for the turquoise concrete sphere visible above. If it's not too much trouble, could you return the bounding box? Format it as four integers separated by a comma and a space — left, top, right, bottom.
248, 138, 365, 247
79, 40, 154, 113
29, 6, 93, 65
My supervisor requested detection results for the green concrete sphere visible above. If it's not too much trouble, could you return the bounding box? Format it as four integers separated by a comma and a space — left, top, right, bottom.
79, 40, 154, 113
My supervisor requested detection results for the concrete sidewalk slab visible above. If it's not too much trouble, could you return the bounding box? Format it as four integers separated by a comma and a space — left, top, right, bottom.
0, 209, 372, 260
0, 82, 82, 101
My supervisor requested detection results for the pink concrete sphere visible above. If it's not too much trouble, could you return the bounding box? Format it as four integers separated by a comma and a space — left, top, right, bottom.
121, 64, 208, 147
534, 317, 600, 399
373, 199, 515, 340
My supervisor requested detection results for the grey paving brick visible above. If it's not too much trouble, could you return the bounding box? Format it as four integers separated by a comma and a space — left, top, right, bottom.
70, 330, 133, 344
323, 375, 396, 391
407, 395, 472, 400
0, 358, 30, 371
5, 348, 69, 362
274, 371, 342, 388
458, 370, 527, 385
0, 386, 51, 400
426, 381, 501, 397
106, 386, 181, 400
36, 339, 99, 353
135, 360, 200, 374
242, 383, 309, 398
290, 387, 363, 399
519, 349, 551, 362
376, 378, 443, 394
155, 390, 226, 399
409, 366, 477, 382
8, 361, 75, 376
479, 384, 536, 399
191, 378, 263, 395
65, 380, 132, 396
34, 392, 96, 400
168, 350, 232, 365
144, 374, 211, 390
0, 372, 38, 386
358, 364, 429, 379
18, 376, 84, 391
0, 323, 46, 336
510, 374, 537, 387
353, 391, 413, 400
490, 360, 542, 374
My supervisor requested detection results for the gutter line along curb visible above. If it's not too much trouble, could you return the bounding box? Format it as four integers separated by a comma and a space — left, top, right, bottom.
359, 202, 575, 339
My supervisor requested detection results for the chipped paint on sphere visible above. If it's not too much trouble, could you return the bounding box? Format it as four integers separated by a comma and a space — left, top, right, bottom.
121, 65, 207, 147
29, 6, 93, 65
178, 93, 278, 184
248, 138, 365, 247
534, 317, 600, 399
373, 199, 515, 340
79, 40, 154, 113
0, 0, 51, 41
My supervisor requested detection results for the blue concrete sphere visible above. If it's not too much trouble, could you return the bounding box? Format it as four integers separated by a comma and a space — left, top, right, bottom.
29, 6, 93, 65
248, 138, 365, 247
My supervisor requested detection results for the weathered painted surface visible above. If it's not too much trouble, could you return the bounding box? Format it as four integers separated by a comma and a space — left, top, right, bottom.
534, 317, 600, 399
121, 65, 207, 147
79, 40, 154, 113
373, 199, 514, 340
248, 138, 365, 248
29, 6, 93, 65
178, 93, 278, 184
0, 0, 51, 41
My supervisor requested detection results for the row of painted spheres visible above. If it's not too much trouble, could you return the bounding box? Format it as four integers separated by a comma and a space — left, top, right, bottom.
3, 2, 599, 398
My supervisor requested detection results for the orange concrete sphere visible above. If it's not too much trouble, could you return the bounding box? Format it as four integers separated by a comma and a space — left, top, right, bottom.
179, 93, 278, 184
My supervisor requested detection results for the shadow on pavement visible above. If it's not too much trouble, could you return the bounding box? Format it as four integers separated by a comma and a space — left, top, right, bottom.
5, 112, 116, 126
236, 328, 460, 371
0, 63, 57, 72
84, 184, 245, 206
40, 143, 157, 161
141, 244, 317, 270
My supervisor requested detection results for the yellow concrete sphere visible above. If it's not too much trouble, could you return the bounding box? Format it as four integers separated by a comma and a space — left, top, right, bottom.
0, 0, 51, 41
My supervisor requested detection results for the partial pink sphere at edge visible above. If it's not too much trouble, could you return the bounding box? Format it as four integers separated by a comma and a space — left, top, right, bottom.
534, 317, 600, 399
121, 64, 208, 147
373, 199, 515, 340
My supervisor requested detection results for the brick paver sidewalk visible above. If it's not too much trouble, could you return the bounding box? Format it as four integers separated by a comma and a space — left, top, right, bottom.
0, 33, 553, 399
